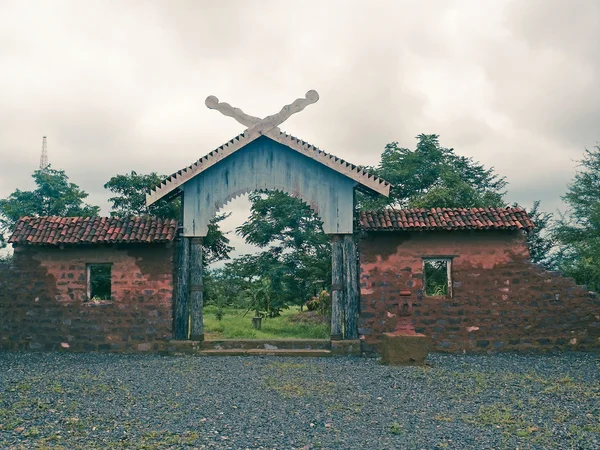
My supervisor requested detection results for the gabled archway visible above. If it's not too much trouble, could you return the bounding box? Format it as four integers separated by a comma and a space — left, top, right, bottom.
147, 91, 391, 343
181, 136, 357, 236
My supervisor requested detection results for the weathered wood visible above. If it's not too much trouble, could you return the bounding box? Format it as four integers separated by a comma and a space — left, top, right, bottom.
205, 96, 261, 127
189, 237, 204, 341
330, 235, 344, 340
174, 237, 190, 340
250, 90, 319, 134
343, 234, 359, 340
146, 92, 391, 207
205, 90, 319, 134
265, 129, 391, 196
182, 137, 357, 236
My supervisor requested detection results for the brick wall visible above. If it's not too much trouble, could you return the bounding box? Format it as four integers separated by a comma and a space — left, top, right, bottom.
359, 230, 600, 354
0, 244, 174, 352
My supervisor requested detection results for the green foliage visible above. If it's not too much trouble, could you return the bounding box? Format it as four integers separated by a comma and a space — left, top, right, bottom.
204, 268, 244, 308
203, 306, 329, 339
424, 259, 449, 297
554, 146, 600, 292
0, 166, 100, 247
238, 190, 330, 253
359, 134, 507, 210
305, 297, 320, 311
88, 265, 111, 300
104, 171, 179, 219
305, 289, 331, 316
203, 213, 234, 264
524, 200, 555, 267
245, 277, 274, 317
388, 422, 405, 435
232, 191, 331, 309
104, 171, 233, 264
209, 252, 304, 316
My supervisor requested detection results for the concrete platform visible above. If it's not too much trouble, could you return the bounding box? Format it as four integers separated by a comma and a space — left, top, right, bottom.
197, 348, 332, 357
161, 339, 361, 357
201, 339, 330, 350
381, 333, 431, 365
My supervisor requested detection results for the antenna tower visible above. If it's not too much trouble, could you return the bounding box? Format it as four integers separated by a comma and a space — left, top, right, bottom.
39, 136, 48, 169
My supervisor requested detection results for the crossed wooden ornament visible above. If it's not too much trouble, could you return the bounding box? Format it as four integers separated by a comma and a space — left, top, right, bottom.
205, 90, 319, 134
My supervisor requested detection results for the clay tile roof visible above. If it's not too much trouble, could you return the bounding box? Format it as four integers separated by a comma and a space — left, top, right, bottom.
8, 216, 178, 246
359, 207, 534, 232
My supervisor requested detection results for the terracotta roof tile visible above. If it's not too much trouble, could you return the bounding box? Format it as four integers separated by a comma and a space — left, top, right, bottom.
9, 216, 178, 246
359, 207, 534, 232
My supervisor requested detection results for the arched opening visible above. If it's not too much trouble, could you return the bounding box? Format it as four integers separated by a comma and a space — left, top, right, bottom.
202, 189, 332, 339
166, 135, 373, 343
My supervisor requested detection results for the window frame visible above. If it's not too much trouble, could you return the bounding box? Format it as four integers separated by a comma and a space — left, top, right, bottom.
86, 263, 113, 301
422, 257, 453, 298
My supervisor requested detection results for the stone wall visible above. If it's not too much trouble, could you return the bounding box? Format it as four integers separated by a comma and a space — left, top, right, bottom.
0, 244, 174, 352
359, 230, 600, 354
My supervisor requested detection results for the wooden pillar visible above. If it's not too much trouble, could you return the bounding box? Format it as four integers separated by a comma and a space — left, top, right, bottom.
174, 236, 190, 340
189, 237, 204, 341
343, 234, 359, 340
330, 235, 344, 340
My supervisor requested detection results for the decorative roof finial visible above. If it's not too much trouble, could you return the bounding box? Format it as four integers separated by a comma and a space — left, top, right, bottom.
205, 90, 319, 135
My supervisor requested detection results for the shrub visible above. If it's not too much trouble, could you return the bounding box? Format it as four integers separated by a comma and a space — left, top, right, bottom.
304, 290, 331, 316
305, 297, 320, 311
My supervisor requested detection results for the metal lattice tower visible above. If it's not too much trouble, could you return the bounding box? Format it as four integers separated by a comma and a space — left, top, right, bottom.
39, 136, 48, 170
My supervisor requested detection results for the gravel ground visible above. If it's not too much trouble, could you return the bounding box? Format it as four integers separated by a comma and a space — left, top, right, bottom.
0, 352, 599, 449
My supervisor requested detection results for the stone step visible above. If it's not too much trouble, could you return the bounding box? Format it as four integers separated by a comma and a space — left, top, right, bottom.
197, 348, 332, 357
201, 339, 331, 351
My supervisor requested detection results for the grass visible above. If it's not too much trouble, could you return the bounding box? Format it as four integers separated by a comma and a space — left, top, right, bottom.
462, 403, 550, 445
414, 365, 600, 448
388, 422, 405, 435
203, 305, 330, 339
262, 361, 336, 398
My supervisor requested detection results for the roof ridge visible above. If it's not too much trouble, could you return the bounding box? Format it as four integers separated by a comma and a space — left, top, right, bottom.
146, 130, 391, 206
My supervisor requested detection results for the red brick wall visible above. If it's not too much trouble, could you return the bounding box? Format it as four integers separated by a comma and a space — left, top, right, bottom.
0, 244, 174, 352
359, 230, 600, 354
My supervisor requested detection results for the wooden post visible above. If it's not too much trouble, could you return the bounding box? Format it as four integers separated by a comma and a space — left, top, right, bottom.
343, 234, 359, 340
189, 237, 204, 341
174, 236, 190, 340
330, 235, 344, 340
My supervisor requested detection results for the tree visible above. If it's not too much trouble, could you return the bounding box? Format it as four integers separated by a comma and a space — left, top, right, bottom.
104, 171, 180, 219
204, 267, 245, 308
0, 167, 100, 247
202, 213, 235, 264
237, 191, 330, 253
524, 200, 555, 267
244, 278, 273, 318
214, 244, 324, 315
104, 171, 233, 263
359, 134, 507, 210
234, 190, 332, 310
554, 146, 600, 292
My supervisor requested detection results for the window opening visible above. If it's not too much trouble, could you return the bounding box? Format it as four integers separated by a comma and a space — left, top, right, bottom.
423, 258, 452, 297
87, 264, 112, 300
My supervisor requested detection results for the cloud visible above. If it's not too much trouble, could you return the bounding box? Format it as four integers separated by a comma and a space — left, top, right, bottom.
1, 0, 598, 258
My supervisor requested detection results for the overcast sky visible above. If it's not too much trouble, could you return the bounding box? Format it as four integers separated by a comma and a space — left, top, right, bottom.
1, 0, 599, 260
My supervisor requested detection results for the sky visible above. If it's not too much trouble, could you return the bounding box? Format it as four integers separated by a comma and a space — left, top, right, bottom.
1, 0, 599, 260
